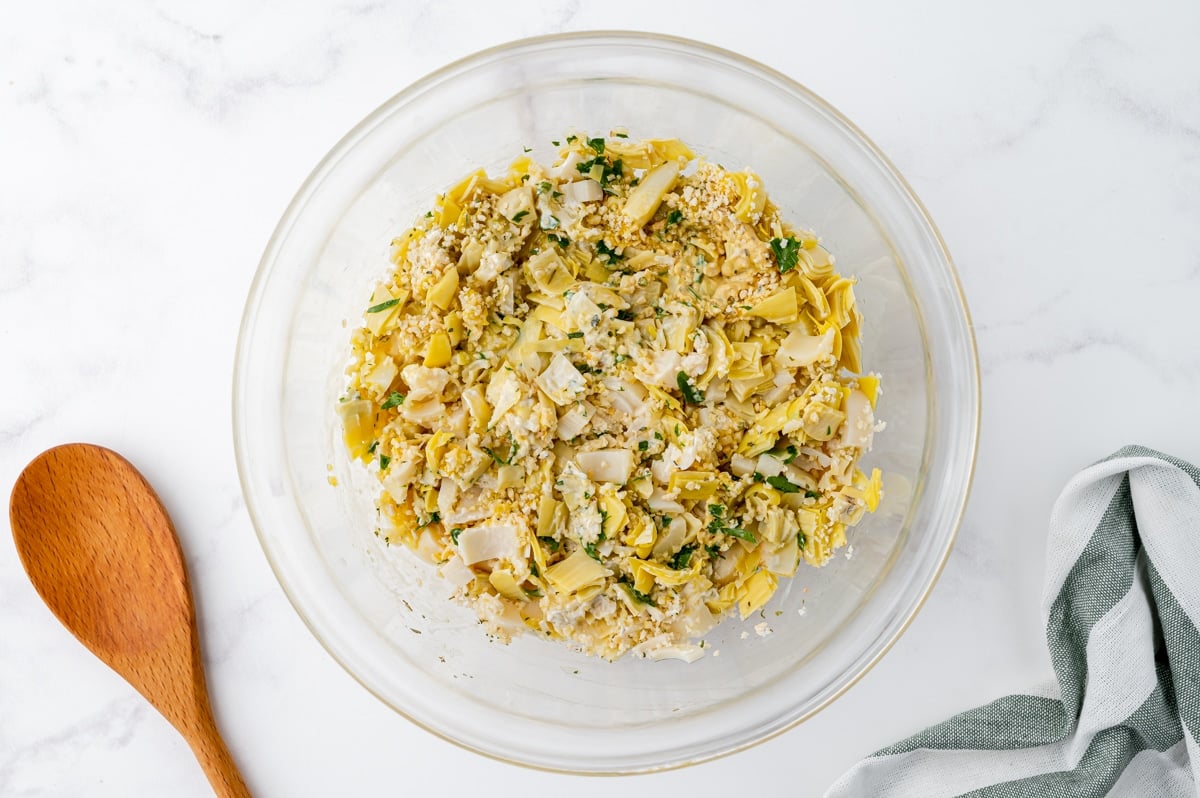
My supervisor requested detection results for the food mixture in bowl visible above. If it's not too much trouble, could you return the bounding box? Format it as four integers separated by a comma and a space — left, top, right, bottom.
338, 133, 883, 661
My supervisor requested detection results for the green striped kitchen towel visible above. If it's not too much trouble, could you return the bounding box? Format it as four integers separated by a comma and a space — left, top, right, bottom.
827, 446, 1200, 797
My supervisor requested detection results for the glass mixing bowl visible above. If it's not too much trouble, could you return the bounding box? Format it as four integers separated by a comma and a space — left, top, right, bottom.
233, 32, 978, 774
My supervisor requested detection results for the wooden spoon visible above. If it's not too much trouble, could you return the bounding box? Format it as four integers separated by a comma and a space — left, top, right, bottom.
9, 444, 251, 797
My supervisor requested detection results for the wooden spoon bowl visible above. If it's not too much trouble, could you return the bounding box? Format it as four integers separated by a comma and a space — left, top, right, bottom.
9, 444, 250, 797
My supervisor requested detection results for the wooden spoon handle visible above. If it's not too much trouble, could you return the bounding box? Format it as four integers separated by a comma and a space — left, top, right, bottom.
187, 707, 252, 798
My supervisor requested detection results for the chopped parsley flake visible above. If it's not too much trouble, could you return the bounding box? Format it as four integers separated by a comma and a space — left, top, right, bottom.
366, 298, 400, 314
676, 371, 705, 404
770, 236, 802, 274
766, 475, 801, 493
381, 392, 406, 410
670, 544, 697, 570
708, 510, 755, 543
721, 525, 756, 543
595, 239, 623, 263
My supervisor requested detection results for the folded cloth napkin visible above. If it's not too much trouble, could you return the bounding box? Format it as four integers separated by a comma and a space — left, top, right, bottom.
827, 446, 1200, 797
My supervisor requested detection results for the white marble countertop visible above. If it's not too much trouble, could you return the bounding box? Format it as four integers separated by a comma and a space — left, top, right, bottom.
3, 2, 1199, 795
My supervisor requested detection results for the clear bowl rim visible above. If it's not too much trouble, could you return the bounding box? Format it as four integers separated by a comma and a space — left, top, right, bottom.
233, 29, 981, 775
